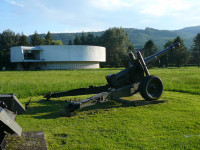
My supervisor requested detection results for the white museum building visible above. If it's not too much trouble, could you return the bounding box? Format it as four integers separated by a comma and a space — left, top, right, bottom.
10, 45, 106, 70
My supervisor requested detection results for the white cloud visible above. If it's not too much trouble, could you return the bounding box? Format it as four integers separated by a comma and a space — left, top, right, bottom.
138, 0, 193, 16
5, 0, 24, 7
50, 29, 84, 34
90, 0, 132, 10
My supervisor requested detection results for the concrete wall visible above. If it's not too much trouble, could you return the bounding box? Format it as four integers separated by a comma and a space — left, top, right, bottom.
17, 62, 99, 70
11, 45, 106, 62
10, 46, 24, 62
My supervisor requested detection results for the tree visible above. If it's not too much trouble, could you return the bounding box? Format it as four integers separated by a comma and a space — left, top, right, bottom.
101, 27, 134, 67
160, 39, 173, 67
169, 36, 190, 68
45, 31, 53, 45
50, 40, 64, 45
80, 32, 86, 45
127, 40, 135, 53
68, 39, 72, 45
0, 50, 7, 69
73, 34, 81, 45
0, 29, 20, 68
191, 33, 200, 67
143, 39, 158, 58
86, 33, 95, 45
40, 37, 46, 45
30, 31, 41, 46
94, 35, 102, 46
0, 29, 19, 52
18, 32, 29, 46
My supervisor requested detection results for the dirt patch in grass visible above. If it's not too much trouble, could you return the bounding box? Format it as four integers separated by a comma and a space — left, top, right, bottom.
6, 131, 48, 150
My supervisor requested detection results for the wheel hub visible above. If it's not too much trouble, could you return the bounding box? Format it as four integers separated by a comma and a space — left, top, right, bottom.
150, 85, 156, 91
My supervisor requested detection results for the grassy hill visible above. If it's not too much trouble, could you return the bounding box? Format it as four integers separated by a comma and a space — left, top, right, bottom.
30, 26, 200, 50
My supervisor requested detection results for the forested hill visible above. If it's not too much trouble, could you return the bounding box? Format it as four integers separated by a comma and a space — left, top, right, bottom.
32, 26, 200, 49
124, 26, 200, 49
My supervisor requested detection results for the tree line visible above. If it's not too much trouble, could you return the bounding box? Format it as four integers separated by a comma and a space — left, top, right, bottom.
69, 28, 200, 68
0, 30, 63, 69
0, 27, 200, 69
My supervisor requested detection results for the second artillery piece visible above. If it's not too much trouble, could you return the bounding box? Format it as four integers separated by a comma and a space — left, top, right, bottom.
44, 43, 180, 115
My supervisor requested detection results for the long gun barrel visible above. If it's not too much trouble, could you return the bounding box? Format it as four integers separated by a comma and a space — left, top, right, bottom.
145, 42, 180, 64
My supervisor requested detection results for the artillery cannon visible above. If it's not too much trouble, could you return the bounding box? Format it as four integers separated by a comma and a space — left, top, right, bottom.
44, 43, 180, 116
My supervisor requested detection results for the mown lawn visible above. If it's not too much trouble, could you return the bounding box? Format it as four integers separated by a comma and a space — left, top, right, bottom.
0, 67, 200, 149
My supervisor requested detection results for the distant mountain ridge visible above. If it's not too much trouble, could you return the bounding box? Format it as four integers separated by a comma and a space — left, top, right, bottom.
31, 26, 200, 50
174, 26, 200, 35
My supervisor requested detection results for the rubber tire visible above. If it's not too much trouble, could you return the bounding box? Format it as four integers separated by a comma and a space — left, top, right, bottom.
140, 75, 163, 100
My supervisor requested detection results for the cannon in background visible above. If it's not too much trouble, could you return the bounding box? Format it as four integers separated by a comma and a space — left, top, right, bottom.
44, 43, 180, 115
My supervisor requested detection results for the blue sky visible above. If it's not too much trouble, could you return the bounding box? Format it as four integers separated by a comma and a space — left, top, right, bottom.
0, 0, 200, 35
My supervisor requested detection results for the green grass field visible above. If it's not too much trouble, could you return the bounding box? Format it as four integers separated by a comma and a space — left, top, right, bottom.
0, 67, 200, 149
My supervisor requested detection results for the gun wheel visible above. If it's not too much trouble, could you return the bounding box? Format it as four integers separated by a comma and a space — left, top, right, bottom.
140, 75, 163, 100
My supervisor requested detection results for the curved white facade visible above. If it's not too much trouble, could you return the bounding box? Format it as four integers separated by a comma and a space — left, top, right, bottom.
10, 45, 106, 70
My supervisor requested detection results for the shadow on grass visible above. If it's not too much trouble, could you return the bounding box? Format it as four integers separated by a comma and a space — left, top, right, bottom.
22, 98, 130, 119
166, 90, 200, 95
21, 99, 67, 119
80, 101, 129, 112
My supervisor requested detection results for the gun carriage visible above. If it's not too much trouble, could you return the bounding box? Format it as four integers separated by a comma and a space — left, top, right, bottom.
44, 43, 180, 116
